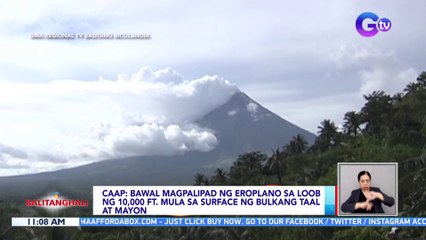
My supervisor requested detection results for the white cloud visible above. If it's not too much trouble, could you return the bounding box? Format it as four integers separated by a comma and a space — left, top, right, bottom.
0, 67, 237, 176
1, 0, 425, 176
330, 45, 419, 96
246, 102, 258, 114
359, 67, 418, 96
228, 110, 238, 116
164, 125, 218, 152
243, 44, 420, 133
246, 102, 261, 121
129, 67, 183, 83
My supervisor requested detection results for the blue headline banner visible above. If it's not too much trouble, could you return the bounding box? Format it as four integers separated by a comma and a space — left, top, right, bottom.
80, 217, 426, 227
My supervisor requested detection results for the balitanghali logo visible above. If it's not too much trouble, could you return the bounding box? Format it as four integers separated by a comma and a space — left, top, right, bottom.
26, 192, 89, 210
356, 12, 391, 37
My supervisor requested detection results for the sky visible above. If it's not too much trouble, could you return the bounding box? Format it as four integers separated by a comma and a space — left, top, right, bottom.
0, 0, 425, 176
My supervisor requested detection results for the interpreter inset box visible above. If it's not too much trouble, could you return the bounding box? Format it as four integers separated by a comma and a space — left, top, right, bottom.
337, 162, 398, 216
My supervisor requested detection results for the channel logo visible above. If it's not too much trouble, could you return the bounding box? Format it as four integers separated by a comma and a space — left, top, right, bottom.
26, 191, 89, 211
53, 191, 60, 199
356, 12, 391, 37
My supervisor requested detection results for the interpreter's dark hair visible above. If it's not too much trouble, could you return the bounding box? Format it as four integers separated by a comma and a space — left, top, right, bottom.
357, 170, 371, 182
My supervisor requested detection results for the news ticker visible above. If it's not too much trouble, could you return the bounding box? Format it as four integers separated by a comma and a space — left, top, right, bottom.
11, 217, 426, 227
93, 186, 336, 215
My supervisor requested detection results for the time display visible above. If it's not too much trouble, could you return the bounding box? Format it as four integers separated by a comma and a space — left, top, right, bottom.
27, 218, 66, 226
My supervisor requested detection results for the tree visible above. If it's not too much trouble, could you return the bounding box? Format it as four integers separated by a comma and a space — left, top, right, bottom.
210, 168, 227, 185
228, 151, 267, 185
391, 72, 426, 145
194, 173, 209, 186
361, 91, 393, 136
266, 148, 283, 185
285, 134, 308, 155
404, 71, 426, 94
343, 111, 363, 137
314, 119, 339, 152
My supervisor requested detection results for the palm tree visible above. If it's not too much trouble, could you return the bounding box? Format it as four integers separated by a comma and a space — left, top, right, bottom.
194, 173, 209, 186
266, 148, 283, 185
291, 134, 308, 154
343, 111, 363, 137
315, 119, 339, 152
229, 151, 267, 185
211, 168, 227, 185
318, 119, 338, 139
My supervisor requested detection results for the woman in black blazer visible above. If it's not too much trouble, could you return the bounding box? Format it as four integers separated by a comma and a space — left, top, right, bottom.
341, 170, 395, 213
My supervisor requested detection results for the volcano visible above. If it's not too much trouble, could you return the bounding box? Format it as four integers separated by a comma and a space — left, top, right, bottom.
0, 91, 315, 200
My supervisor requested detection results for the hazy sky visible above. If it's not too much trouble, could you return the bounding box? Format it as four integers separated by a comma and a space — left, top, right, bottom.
0, 0, 425, 175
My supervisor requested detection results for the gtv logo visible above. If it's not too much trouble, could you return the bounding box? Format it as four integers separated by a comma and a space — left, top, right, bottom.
356, 12, 391, 37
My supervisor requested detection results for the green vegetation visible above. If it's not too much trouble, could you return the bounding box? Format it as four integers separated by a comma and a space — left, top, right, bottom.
193, 72, 426, 239
1, 72, 425, 239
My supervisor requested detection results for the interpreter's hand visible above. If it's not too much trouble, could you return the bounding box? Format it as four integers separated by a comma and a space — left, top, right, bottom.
367, 191, 384, 202
366, 202, 373, 211
355, 201, 373, 211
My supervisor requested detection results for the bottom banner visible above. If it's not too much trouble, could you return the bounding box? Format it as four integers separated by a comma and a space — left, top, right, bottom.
11, 217, 426, 227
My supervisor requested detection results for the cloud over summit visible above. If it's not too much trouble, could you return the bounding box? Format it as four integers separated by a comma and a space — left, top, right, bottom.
0, 67, 238, 176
